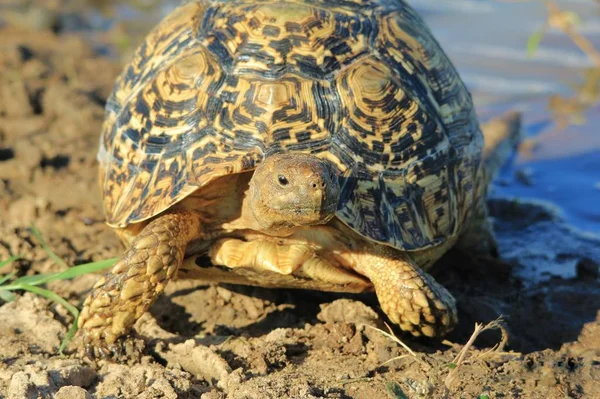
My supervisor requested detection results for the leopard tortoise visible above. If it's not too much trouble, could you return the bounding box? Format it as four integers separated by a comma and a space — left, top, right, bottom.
79, 0, 520, 358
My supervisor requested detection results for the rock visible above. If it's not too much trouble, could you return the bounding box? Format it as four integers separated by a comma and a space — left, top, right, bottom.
0, 294, 64, 357
53, 363, 96, 388
160, 340, 232, 388
8, 369, 54, 399
8, 372, 36, 399
317, 299, 379, 327
54, 386, 92, 399
95, 364, 190, 399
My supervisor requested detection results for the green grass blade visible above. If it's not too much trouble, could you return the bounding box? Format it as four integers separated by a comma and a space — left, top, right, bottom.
29, 225, 68, 268
40, 258, 117, 282
527, 28, 546, 57
60, 314, 79, 355
0, 270, 17, 286
5, 274, 53, 286
6, 257, 117, 288
18, 283, 79, 354
0, 255, 21, 270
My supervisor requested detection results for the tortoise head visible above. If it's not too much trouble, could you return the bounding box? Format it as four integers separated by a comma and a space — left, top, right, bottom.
248, 154, 340, 233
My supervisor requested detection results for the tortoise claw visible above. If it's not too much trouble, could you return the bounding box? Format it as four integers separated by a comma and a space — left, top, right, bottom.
82, 331, 127, 361
84, 342, 120, 361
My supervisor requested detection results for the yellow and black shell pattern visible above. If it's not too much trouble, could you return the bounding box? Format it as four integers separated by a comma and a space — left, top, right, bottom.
98, 0, 485, 251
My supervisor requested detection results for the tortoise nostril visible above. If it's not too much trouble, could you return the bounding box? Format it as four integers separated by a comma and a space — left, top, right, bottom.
312, 183, 317, 188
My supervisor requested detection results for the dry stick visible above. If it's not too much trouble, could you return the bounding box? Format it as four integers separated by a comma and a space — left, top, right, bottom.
363, 323, 431, 370
442, 318, 506, 398
474, 320, 511, 360
546, 1, 600, 68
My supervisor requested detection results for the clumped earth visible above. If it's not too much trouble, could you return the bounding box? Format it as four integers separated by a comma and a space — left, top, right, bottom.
1, 11, 600, 399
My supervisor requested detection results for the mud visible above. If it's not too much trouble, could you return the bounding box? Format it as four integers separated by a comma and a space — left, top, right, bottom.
1, 6, 599, 399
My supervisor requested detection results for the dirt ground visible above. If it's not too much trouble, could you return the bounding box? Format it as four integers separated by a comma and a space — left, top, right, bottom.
1, 11, 600, 399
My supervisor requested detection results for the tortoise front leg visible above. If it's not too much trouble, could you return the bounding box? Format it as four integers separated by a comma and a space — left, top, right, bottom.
278, 226, 457, 337
78, 211, 201, 358
344, 244, 457, 338
457, 202, 499, 257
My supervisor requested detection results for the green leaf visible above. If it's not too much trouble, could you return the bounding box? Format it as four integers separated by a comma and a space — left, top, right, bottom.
479, 395, 490, 399
527, 28, 546, 57
18, 283, 79, 354
386, 382, 408, 399
447, 362, 457, 369
0, 255, 20, 270
29, 224, 68, 268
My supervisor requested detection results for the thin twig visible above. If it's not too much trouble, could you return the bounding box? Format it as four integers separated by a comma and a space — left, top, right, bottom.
442, 318, 506, 398
363, 323, 430, 369
546, 1, 600, 67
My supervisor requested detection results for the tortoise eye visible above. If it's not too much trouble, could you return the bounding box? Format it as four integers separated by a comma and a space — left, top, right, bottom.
277, 175, 289, 186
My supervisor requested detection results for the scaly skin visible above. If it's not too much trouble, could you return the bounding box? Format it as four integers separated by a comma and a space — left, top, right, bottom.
346, 243, 457, 337
78, 211, 201, 358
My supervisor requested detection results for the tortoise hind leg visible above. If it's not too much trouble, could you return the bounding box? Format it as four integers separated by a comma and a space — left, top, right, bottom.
78, 210, 201, 359
457, 202, 499, 257
480, 111, 521, 182
457, 111, 522, 257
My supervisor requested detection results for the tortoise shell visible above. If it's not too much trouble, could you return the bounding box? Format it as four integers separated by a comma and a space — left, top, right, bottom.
98, 0, 484, 251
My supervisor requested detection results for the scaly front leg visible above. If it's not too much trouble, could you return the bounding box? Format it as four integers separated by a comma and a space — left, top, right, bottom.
280, 225, 458, 337
344, 243, 457, 337
78, 211, 201, 359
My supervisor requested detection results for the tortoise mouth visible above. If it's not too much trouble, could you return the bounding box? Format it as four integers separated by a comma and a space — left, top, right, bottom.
269, 204, 337, 214
268, 193, 339, 213
266, 203, 338, 227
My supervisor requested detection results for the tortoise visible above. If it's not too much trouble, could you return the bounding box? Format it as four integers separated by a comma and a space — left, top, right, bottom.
78, 0, 520, 358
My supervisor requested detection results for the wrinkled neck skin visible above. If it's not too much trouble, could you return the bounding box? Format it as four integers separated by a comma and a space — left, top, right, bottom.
240, 154, 341, 237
